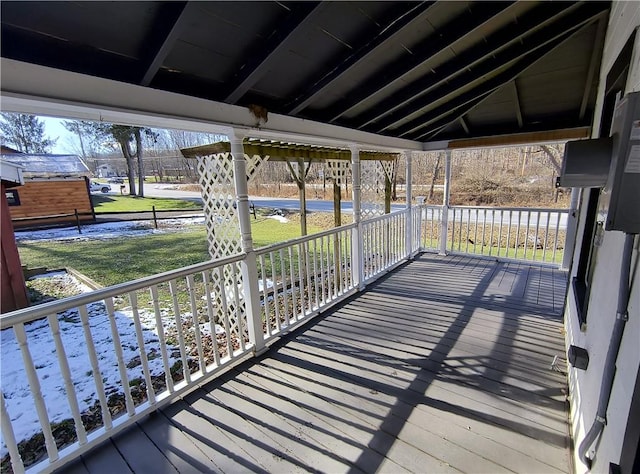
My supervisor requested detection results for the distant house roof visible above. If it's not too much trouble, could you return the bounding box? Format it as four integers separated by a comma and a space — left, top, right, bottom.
0, 153, 90, 178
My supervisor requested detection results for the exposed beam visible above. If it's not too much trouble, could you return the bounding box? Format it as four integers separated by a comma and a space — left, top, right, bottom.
285, 1, 436, 115
459, 117, 470, 135
224, 2, 323, 104
323, 2, 513, 123
418, 94, 491, 142
579, 15, 608, 120
372, 2, 608, 135
443, 126, 591, 149
140, 2, 193, 87
512, 80, 523, 128
180, 140, 398, 161
348, 1, 579, 130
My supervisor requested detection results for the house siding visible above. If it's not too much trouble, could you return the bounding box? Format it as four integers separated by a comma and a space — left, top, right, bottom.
9, 177, 95, 227
566, 2, 640, 473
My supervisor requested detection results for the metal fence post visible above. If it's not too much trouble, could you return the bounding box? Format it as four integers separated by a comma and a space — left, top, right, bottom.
439, 150, 451, 255
230, 130, 265, 355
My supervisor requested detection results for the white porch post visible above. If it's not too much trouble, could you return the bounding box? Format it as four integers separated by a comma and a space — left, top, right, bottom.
405, 151, 413, 259
351, 145, 365, 290
561, 187, 581, 271
230, 130, 265, 355
439, 150, 452, 255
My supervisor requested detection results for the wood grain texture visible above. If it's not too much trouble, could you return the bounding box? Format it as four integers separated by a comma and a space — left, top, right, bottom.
67, 254, 570, 473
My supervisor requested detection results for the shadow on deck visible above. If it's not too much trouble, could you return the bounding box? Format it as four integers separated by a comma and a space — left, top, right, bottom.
64, 254, 570, 474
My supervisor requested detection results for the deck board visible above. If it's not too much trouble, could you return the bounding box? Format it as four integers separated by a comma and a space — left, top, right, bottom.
70, 254, 570, 473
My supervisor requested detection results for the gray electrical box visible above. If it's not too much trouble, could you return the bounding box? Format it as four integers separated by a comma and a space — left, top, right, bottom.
556, 137, 613, 188
601, 91, 640, 233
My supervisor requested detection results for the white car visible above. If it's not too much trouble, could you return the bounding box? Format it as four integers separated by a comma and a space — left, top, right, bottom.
89, 181, 111, 193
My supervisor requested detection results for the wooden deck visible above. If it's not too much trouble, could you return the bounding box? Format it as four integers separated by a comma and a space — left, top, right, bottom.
64, 254, 570, 473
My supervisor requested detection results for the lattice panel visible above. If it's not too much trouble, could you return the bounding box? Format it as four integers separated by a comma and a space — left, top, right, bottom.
361, 160, 385, 219
196, 152, 269, 339
326, 160, 351, 186
380, 160, 395, 182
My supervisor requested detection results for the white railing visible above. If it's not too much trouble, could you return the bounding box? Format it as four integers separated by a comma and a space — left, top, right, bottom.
0, 254, 257, 474
256, 225, 356, 342
361, 211, 408, 282
0, 204, 571, 472
420, 205, 443, 251
417, 205, 569, 265
1, 214, 410, 473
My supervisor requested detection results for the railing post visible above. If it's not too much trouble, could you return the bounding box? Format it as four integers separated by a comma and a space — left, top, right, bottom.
405, 150, 413, 259
561, 187, 581, 271
351, 145, 365, 290
439, 149, 452, 255
230, 130, 265, 355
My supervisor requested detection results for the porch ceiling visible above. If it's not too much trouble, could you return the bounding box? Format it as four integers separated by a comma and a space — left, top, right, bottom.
0, 1, 609, 144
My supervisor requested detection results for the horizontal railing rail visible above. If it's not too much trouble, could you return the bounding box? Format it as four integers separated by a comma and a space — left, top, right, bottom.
0, 253, 253, 474
415, 204, 569, 265
0, 203, 570, 472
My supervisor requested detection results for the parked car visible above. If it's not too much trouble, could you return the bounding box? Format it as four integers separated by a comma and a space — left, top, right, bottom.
108, 177, 124, 184
90, 181, 111, 193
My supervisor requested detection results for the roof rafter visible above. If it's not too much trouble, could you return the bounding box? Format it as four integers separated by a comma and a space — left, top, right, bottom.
512, 80, 524, 128
579, 14, 608, 120
224, 2, 324, 104
348, 2, 578, 131
140, 1, 193, 87
285, 1, 436, 115
459, 116, 470, 135
371, 2, 608, 135
322, 2, 514, 124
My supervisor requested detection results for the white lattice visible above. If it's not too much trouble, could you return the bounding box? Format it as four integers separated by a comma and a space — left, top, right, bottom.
361, 160, 386, 219
196, 152, 269, 338
380, 160, 395, 182
326, 160, 351, 186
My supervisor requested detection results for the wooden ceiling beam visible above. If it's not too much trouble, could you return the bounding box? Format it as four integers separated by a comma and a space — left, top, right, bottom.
374, 2, 608, 136
180, 141, 398, 161
323, 2, 512, 123
579, 15, 608, 120
224, 2, 324, 104
285, 1, 436, 115
347, 1, 577, 131
140, 2, 193, 87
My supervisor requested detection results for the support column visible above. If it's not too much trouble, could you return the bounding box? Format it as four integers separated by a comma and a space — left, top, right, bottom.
230, 130, 265, 355
439, 149, 452, 256
405, 151, 413, 259
351, 146, 364, 290
562, 187, 581, 271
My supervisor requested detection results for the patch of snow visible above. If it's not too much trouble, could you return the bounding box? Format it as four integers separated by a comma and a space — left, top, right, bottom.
267, 215, 289, 223
0, 275, 182, 457
15, 221, 159, 243
28, 271, 94, 294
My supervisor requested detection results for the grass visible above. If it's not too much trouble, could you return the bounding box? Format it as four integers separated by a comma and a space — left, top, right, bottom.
18, 217, 324, 287
91, 194, 202, 213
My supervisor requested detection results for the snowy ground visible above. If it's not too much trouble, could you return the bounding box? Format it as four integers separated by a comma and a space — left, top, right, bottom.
2, 216, 285, 458
14, 216, 205, 243
0, 271, 189, 457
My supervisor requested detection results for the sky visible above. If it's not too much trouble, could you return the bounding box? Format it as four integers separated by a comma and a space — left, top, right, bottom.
41, 116, 78, 154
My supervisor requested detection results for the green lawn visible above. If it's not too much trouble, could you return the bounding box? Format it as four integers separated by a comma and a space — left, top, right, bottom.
91, 194, 202, 213
18, 217, 323, 287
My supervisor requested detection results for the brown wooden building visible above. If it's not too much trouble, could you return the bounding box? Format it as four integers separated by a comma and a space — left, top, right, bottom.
1, 153, 96, 228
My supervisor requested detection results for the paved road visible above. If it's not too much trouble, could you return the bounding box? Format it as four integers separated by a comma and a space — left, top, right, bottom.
138, 183, 568, 228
